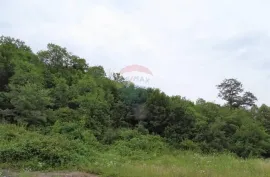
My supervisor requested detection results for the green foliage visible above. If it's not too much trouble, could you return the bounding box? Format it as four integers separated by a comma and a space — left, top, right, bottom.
144, 89, 171, 134
0, 36, 41, 93
1, 35, 270, 175
230, 122, 270, 158
0, 124, 96, 170
109, 129, 168, 160
179, 139, 201, 151
217, 78, 257, 108
4, 83, 51, 126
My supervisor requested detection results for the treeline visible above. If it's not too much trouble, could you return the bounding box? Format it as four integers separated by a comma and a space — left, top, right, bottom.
1, 36, 270, 159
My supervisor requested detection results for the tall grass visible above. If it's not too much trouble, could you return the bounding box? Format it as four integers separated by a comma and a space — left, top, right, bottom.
81, 151, 270, 177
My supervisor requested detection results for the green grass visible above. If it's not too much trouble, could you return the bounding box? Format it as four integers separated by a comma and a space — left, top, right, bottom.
3, 150, 270, 177
82, 151, 270, 177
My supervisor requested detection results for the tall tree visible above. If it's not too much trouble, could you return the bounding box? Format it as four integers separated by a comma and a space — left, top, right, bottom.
217, 78, 257, 108
0, 36, 33, 92
217, 78, 243, 108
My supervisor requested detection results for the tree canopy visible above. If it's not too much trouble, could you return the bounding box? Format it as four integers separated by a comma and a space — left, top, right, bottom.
217, 78, 257, 109
0, 35, 270, 159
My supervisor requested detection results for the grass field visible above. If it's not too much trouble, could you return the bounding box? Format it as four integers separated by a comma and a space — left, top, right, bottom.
6, 152, 270, 177
84, 151, 270, 177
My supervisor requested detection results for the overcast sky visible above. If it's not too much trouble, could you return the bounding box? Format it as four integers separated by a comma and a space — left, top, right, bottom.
1, 0, 270, 105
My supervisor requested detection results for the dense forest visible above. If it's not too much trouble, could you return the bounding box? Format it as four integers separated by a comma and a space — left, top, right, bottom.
1, 36, 270, 174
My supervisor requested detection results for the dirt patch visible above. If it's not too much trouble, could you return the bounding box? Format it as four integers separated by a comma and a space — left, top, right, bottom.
1, 170, 98, 177
26, 172, 98, 177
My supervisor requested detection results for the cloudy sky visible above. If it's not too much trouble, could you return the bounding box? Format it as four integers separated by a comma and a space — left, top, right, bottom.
1, 0, 270, 105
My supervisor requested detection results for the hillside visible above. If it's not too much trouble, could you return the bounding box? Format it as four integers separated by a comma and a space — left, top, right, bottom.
1, 36, 270, 176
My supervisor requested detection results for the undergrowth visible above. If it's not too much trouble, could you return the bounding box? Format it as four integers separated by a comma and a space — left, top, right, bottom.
1, 124, 270, 177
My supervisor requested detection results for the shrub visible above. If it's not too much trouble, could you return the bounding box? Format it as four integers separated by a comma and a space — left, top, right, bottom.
0, 124, 96, 169
110, 129, 169, 159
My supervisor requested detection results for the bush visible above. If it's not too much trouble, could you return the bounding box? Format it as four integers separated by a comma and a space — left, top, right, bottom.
179, 139, 201, 152
0, 124, 97, 169
109, 129, 169, 159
